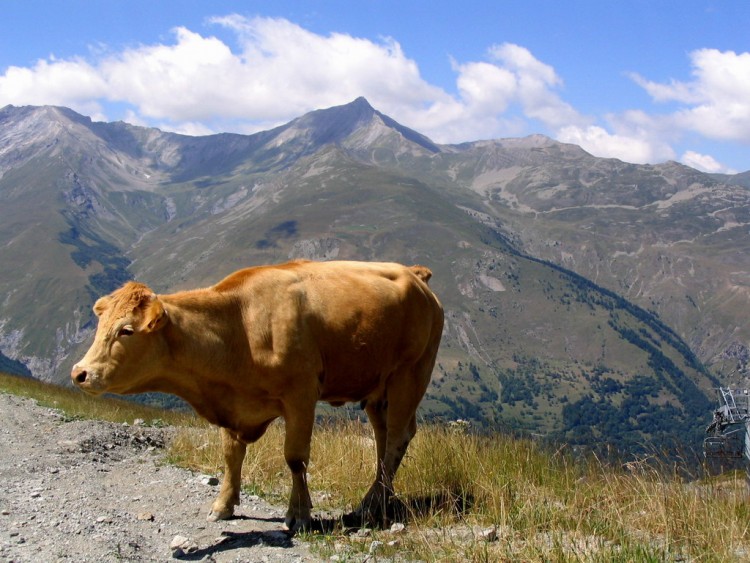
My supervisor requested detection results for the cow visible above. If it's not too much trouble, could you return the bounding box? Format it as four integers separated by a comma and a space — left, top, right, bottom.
71, 260, 444, 531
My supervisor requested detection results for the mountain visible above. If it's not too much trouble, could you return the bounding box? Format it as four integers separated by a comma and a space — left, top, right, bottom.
427, 144, 750, 387
1, 98, 742, 455
712, 170, 750, 189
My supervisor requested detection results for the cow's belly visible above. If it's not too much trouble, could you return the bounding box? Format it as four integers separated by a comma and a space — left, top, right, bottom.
316, 358, 394, 405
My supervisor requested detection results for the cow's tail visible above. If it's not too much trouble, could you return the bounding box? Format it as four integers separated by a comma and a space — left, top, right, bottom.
409, 265, 433, 284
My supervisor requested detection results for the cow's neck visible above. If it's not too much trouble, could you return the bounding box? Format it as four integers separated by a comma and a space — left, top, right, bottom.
155, 291, 249, 423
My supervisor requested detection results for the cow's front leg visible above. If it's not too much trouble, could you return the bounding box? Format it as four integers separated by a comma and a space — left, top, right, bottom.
208, 428, 247, 521
283, 406, 315, 532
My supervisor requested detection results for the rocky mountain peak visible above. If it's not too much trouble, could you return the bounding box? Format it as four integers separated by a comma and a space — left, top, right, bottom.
269, 97, 377, 147
266, 97, 440, 156
0, 105, 75, 175
0, 104, 92, 136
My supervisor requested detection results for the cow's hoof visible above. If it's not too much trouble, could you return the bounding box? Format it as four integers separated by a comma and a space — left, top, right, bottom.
284, 514, 311, 534
207, 507, 233, 522
354, 510, 385, 529
355, 497, 387, 528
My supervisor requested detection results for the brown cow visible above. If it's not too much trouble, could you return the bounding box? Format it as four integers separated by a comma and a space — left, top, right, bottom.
71, 260, 443, 531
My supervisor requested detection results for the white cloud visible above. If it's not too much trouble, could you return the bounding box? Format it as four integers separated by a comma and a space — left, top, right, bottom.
0, 16, 744, 171
0, 17, 447, 133
632, 49, 750, 143
0, 19, 585, 144
555, 108, 679, 164
0, 57, 106, 116
411, 42, 587, 142
680, 151, 736, 174
557, 124, 675, 164
629, 72, 701, 104
454, 61, 516, 114
101, 27, 243, 122
210, 16, 444, 114
488, 43, 584, 129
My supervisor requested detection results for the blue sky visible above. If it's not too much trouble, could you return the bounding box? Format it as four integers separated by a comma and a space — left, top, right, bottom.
1, 1, 748, 173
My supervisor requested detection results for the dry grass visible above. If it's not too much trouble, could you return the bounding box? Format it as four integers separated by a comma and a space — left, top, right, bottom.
2, 372, 748, 561
169, 418, 750, 561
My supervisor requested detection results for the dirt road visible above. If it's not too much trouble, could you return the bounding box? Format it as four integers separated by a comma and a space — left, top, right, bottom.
0, 393, 323, 562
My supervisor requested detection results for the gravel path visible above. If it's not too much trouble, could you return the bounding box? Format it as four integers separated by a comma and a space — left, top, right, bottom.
0, 393, 323, 562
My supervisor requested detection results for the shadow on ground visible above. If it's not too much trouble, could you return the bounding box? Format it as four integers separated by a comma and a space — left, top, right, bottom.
175, 490, 474, 560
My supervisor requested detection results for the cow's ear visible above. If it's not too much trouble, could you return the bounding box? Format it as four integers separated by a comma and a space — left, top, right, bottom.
139, 295, 168, 333
93, 296, 111, 317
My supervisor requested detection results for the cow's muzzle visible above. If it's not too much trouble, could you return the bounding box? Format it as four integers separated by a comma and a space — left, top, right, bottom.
71, 365, 107, 395
71, 365, 88, 385
71, 364, 103, 393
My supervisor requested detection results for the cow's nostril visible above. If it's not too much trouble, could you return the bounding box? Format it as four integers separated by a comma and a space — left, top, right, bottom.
73, 369, 87, 384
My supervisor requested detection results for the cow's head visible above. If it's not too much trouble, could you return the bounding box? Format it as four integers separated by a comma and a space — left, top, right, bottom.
71, 281, 169, 395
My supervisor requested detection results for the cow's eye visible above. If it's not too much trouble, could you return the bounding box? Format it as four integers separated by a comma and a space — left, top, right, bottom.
117, 326, 134, 337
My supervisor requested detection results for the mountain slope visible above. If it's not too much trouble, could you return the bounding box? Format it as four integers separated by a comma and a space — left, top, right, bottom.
349, 129, 750, 388
0, 99, 735, 454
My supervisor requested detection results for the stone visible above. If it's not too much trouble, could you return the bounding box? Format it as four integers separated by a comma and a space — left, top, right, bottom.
170, 535, 189, 549
389, 522, 405, 534
354, 527, 371, 538
137, 512, 155, 521
480, 526, 498, 542
369, 540, 383, 554
170, 534, 197, 554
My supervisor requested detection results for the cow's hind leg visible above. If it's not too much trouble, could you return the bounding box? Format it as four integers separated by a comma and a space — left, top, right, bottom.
357, 399, 389, 523
208, 428, 247, 521
283, 403, 316, 532
358, 365, 428, 526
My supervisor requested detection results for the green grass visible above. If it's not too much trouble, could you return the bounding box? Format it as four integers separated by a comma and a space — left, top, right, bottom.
2, 370, 748, 561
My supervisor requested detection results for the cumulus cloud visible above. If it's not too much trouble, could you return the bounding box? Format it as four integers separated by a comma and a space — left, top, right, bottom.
402, 42, 590, 142
210, 16, 445, 116
553, 49, 750, 172
555, 107, 678, 164
101, 27, 243, 121
488, 43, 584, 129
0, 57, 106, 116
557, 124, 676, 164
632, 49, 750, 143
0, 17, 440, 133
0, 17, 586, 144
680, 151, 736, 174
0, 16, 744, 171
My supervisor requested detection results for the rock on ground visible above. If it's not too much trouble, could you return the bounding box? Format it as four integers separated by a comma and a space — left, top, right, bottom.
0, 393, 321, 562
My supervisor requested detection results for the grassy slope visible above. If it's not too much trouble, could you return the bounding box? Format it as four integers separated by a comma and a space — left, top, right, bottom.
2, 371, 747, 562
